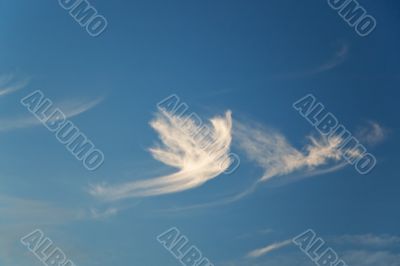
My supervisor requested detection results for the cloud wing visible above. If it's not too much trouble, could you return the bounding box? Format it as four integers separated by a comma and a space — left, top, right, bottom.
0, 97, 103, 132
247, 240, 292, 258
0, 74, 28, 97
90, 109, 234, 201
235, 121, 345, 182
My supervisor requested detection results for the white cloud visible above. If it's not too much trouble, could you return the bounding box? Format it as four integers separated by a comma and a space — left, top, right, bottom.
0, 193, 132, 226
224, 250, 400, 266
314, 42, 349, 73
342, 250, 400, 266
161, 119, 352, 211
334, 234, 400, 247
0, 74, 28, 97
0, 194, 114, 266
0, 96, 103, 132
271, 42, 349, 79
235, 121, 346, 183
224, 233, 400, 266
356, 121, 387, 146
0, 75, 103, 132
247, 240, 292, 258
90, 109, 234, 201
237, 229, 274, 240
88, 207, 119, 220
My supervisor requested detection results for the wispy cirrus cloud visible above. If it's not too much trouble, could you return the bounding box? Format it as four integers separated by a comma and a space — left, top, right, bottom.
224, 233, 400, 266
0, 194, 133, 227
272, 42, 349, 79
341, 250, 400, 266
0, 74, 103, 132
0, 74, 28, 97
90, 109, 234, 201
356, 121, 387, 146
0, 96, 103, 132
235, 121, 346, 183
224, 250, 400, 266
321, 234, 400, 266
160, 119, 352, 211
0, 194, 124, 266
312, 42, 349, 74
237, 229, 274, 240
334, 234, 400, 248
162, 118, 386, 211
247, 240, 292, 258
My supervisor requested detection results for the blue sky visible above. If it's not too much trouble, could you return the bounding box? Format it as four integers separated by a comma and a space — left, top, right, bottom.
0, 0, 399, 265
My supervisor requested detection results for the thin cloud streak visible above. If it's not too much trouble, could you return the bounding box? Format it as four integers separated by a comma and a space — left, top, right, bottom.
0, 97, 103, 132
90, 109, 234, 201
159, 181, 260, 212
334, 234, 400, 247
313, 42, 349, 73
269, 161, 348, 187
163, 117, 386, 212
247, 240, 292, 258
235, 121, 345, 182
356, 121, 387, 146
0, 74, 28, 97
161, 119, 350, 212
272, 42, 349, 79
0, 193, 132, 265
0, 193, 133, 224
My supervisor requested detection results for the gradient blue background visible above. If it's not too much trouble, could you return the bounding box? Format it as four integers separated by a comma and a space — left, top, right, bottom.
0, 0, 399, 265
